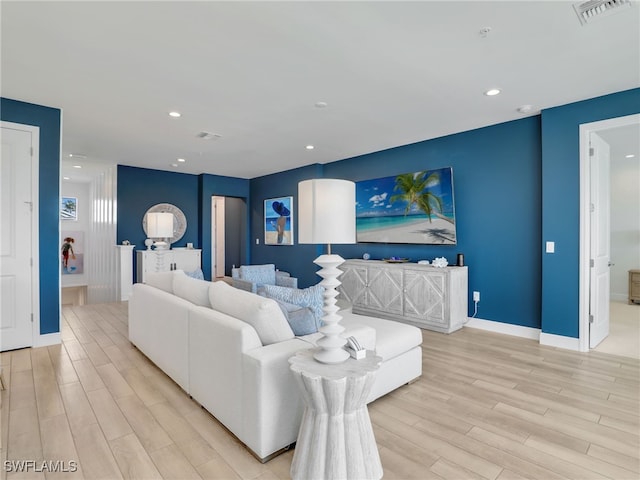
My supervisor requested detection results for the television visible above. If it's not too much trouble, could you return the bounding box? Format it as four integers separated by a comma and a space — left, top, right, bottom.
355, 167, 457, 245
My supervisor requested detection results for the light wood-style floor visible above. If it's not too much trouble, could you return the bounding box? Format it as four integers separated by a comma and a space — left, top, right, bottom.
1, 302, 638, 479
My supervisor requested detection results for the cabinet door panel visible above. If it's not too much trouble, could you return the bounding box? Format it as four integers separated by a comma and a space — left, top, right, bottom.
404, 269, 447, 325
339, 265, 368, 306
367, 267, 403, 314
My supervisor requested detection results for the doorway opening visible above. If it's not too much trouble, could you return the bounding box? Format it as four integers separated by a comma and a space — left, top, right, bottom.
579, 113, 640, 355
211, 196, 246, 279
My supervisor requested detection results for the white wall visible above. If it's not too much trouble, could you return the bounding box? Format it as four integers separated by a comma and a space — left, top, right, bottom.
61, 182, 90, 287
610, 156, 640, 300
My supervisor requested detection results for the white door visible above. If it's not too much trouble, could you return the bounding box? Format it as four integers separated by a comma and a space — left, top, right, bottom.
211, 196, 225, 278
589, 132, 611, 348
1, 124, 35, 351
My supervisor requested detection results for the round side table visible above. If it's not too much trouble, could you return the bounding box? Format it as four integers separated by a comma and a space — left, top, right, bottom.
289, 349, 383, 480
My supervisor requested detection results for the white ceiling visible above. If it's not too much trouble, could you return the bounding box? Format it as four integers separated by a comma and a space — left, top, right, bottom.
2, 1, 639, 181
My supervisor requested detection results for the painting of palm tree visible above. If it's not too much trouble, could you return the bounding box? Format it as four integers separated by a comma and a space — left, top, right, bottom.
355, 167, 456, 244
60, 197, 77, 220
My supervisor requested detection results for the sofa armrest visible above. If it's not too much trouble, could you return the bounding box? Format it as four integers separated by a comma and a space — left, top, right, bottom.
242, 339, 312, 460
276, 276, 298, 289
188, 305, 262, 438
231, 278, 257, 293
128, 283, 192, 391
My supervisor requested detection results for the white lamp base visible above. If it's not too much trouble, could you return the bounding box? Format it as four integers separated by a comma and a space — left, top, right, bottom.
313, 253, 349, 364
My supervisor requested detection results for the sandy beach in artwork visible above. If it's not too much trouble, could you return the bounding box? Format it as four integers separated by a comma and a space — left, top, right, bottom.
357, 217, 456, 244
265, 231, 293, 245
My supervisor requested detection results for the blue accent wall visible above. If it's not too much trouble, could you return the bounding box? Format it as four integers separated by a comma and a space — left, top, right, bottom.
1, 98, 61, 335
541, 88, 640, 338
117, 165, 250, 281
251, 118, 543, 329
117, 165, 200, 247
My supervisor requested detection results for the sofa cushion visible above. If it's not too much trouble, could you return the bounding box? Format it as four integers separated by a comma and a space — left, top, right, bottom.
172, 270, 211, 307
146, 269, 182, 294
265, 296, 318, 336
262, 284, 324, 328
342, 312, 422, 361
209, 281, 294, 345
184, 268, 204, 280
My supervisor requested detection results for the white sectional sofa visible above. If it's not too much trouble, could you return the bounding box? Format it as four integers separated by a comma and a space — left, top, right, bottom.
128, 270, 422, 462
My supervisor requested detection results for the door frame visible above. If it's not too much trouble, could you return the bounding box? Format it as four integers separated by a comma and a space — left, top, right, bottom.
578, 113, 640, 352
1, 121, 40, 349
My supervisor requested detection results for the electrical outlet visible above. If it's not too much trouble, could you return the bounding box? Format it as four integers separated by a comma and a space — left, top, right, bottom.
473, 291, 480, 302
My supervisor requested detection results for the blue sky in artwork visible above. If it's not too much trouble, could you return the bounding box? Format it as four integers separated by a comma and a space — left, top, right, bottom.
356, 167, 455, 218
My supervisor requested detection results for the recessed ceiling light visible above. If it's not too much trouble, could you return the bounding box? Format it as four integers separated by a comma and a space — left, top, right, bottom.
485, 89, 501, 96
517, 104, 533, 113
169, 111, 181, 118
625, 154, 635, 158
306, 145, 315, 150
314, 102, 328, 108
177, 158, 186, 162
73, 165, 82, 169
68, 153, 86, 159
171, 163, 178, 168
63, 176, 70, 180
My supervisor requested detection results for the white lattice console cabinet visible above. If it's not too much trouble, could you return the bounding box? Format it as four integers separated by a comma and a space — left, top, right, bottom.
338, 259, 468, 333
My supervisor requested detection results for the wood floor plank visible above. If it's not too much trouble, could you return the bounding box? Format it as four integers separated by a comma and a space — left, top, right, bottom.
71, 423, 123, 480
525, 434, 638, 480
183, 407, 270, 479
109, 432, 163, 479
377, 446, 445, 480
39, 414, 84, 479
587, 443, 640, 474
95, 363, 135, 399
57, 382, 98, 433
82, 342, 112, 368
114, 394, 173, 453
47, 345, 79, 386
149, 444, 203, 480
71, 358, 105, 392
86, 389, 133, 441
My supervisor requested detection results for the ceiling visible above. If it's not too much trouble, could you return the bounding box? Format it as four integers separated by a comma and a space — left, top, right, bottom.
2, 1, 639, 181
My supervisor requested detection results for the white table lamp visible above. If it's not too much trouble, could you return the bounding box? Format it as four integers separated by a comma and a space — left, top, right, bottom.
146, 212, 174, 250
298, 178, 356, 364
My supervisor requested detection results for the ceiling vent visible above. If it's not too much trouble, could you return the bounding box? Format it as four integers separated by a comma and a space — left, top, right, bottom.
573, 0, 632, 25
196, 131, 221, 140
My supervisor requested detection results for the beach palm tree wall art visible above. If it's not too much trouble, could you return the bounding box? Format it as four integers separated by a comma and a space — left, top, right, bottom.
355, 167, 457, 244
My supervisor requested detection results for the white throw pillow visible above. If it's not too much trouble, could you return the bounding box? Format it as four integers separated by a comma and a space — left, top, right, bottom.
146, 270, 182, 294
209, 281, 294, 345
172, 270, 211, 307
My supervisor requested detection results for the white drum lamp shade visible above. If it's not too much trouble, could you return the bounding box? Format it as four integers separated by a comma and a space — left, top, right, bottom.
147, 212, 174, 238
298, 179, 356, 245
147, 212, 174, 250
298, 178, 356, 364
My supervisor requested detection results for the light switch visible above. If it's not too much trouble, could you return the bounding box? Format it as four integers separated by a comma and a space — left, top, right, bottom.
546, 241, 555, 253
256, 238, 260, 245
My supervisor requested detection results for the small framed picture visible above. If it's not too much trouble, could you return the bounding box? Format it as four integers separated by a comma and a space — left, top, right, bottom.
60, 196, 78, 220
264, 196, 294, 245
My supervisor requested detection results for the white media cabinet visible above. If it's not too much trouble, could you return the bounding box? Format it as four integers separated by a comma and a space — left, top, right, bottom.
338, 259, 468, 333
136, 248, 201, 283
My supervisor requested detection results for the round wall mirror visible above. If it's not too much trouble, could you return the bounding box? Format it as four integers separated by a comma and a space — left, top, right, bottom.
142, 203, 187, 245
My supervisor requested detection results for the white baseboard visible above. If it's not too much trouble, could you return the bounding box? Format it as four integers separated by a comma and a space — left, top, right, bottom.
465, 318, 583, 352
465, 317, 540, 340
539, 332, 581, 351
34, 332, 61, 348
610, 293, 628, 302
